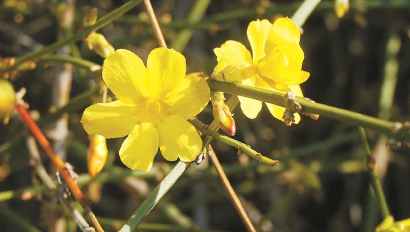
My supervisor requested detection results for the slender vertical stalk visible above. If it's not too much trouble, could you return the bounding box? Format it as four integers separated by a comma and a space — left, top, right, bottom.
379, 30, 400, 120
119, 162, 191, 232
358, 127, 391, 219
208, 147, 257, 232
144, 0, 167, 48
291, 0, 321, 28
170, 0, 212, 52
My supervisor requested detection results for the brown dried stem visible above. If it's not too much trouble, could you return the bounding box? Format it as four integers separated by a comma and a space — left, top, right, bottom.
143, 0, 167, 48
208, 146, 256, 232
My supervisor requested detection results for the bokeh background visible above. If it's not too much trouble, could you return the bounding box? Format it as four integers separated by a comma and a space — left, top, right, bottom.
1, 0, 410, 231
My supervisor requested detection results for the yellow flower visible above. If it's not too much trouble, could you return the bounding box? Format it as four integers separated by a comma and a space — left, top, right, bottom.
376, 215, 410, 232
213, 17, 309, 122
81, 48, 210, 172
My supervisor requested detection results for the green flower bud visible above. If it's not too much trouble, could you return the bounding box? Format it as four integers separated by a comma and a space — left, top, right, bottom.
83, 8, 98, 28
85, 33, 115, 59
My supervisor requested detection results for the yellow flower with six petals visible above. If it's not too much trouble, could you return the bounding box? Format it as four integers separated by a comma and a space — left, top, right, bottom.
81, 48, 210, 172
213, 17, 309, 122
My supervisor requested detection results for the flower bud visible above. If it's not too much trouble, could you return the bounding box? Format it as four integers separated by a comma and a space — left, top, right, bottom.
334, 0, 349, 18
87, 134, 108, 178
85, 33, 115, 59
0, 58, 35, 72
0, 57, 15, 71
211, 92, 236, 136
16, 61, 36, 71
0, 79, 16, 124
83, 8, 98, 28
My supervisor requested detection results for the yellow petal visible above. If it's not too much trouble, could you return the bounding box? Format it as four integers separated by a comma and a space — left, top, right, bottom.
265, 17, 300, 53
214, 40, 253, 68
81, 100, 137, 138
247, 19, 272, 63
376, 215, 395, 231
289, 84, 304, 97
265, 103, 301, 124
213, 58, 229, 73
238, 96, 262, 119
119, 123, 159, 172
145, 47, 186, 98
237, 78, 262, 119
103, 49, 148, 104
165, 74, 210, 119
258, 43, 309, 86
158, 115, 202, 162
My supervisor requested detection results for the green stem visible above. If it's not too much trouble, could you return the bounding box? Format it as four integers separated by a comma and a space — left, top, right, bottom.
3, 0, 143, 72
37, 86, 99, 127
99, 216, 224, 232
116, 1, 410, 31
190, 119, 278, 166
156, 202, 196, 229
0, 206, 42, 232
207, 81, 404, 138
0, 168, 160, 203
358, 127, 391, 219
119, 161, 192, 232
170, 0, 212, 52
379, 29, 400, 120
291, 0, 321, 28
41, 55, 101, 71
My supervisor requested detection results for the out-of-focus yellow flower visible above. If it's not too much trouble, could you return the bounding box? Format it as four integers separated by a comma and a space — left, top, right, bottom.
0, 79, 15, 124
81, 48, 210, 172
376, 215, 410, 232
87, 134, 108, 178
334, 0, 349, 18
213, 17, 309, 122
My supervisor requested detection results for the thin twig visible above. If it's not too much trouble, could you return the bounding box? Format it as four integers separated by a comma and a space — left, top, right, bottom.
26, 136, 56, 189
27, 133, 95, 231
190, 118, 278, 166
143, 0, 167, 48
291, 0, 321, 28
197, 95, 257, 231
16, 104, 104, 232
2, 0, 143, 72
358, 127, 391, 219
170, 0, 212, 52
208, 146, 256, 232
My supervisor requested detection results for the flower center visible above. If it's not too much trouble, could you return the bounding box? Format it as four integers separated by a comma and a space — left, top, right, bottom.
136, 99, 167, 125
147, 101, 160, 116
